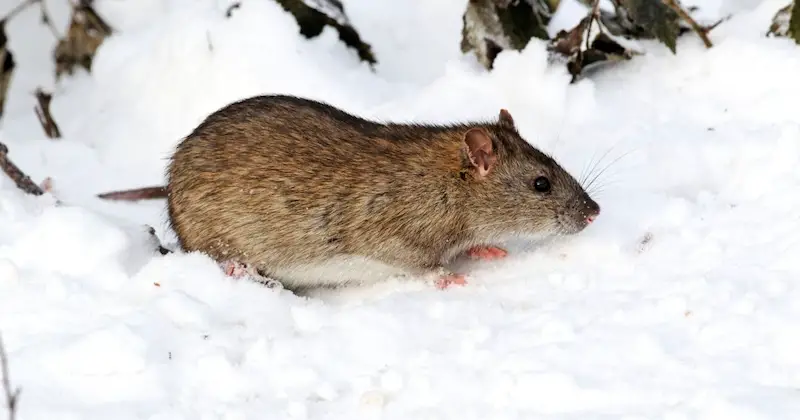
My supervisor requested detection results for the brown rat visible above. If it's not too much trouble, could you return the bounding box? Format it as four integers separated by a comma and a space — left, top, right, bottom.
165, 95, 600, 292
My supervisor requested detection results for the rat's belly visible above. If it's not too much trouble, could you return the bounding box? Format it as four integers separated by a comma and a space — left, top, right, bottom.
268, 255, 413, 288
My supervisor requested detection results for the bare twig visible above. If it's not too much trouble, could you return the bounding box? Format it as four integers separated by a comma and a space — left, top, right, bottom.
0, 142, 45, 196
702, 14, 730, 34
662, 0, 713, 48
0, 23, 13, 120
0, 334, 20, 420
33, 88, 61, 139
97, 185, 167, 201
1, 0, 38, 23
0, 0, 60, 39
225, 2, 241, 18
38, 0, 60, 38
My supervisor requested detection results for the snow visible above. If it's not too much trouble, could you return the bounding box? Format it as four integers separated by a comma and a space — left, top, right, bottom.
0, 0, 799, 418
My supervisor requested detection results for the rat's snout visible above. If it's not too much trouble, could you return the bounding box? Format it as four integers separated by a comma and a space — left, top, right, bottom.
576, 192, 600, 226
558, 192, 601, 234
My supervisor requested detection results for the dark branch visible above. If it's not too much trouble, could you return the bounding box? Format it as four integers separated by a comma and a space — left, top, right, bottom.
0, 333, 20, 420
225, 2, 241, 18
38, 0, 60, 38
663, 0, 713, 48
33, 88, 61, 139
0, 142, 45, 196
1, 0, 38, 23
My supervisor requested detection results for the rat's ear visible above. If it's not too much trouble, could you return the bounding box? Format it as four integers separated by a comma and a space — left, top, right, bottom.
498, 109, 515, 130
463, 128, 496, 178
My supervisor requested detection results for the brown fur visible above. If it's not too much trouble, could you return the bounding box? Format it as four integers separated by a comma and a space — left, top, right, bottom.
166, 95, 599, 291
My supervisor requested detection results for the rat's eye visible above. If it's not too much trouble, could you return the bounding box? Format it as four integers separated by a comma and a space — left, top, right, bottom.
533, 176, 551, 193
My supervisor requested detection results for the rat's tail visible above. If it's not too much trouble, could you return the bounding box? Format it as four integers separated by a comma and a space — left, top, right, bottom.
97, 185, 167, 201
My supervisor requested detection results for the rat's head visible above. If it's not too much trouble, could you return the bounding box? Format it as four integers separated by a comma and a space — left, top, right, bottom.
457, 109, 600, 239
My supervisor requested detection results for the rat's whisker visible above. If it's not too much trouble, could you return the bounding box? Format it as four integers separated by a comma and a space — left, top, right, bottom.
579, 148, 603, 186
581, 145, 616, 187
585, 149, 632, 191
587, 177, 623, 196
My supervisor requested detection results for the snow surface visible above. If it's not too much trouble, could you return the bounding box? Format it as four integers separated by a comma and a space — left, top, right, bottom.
1, 0, 799, 418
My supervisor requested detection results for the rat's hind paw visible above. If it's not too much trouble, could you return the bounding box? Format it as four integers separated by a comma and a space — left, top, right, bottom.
222, 260, 249, 278
426, 267, 468, 290
466, 246, 508, 261
220, 261, 283, 289
257, 277, 284, 290
434, 273, 468, 290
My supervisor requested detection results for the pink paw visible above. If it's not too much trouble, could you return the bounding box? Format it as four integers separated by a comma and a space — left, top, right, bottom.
466, 246, 508, 261
220, 261, 284, 289
222, 260, 248, 278
435, 273, 468, 290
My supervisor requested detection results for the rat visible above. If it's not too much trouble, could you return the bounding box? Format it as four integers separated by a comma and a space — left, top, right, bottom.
156, 95, 600, 292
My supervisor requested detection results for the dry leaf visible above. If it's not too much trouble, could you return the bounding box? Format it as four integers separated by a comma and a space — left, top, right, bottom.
273, 0, 376, 65
54, 1, 112, 79
34, 88, 61, 139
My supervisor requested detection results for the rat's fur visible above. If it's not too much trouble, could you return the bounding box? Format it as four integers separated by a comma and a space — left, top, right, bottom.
166, 95, 599, 291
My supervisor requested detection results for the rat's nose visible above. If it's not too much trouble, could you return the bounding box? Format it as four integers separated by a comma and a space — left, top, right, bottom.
582, 193, 600, 224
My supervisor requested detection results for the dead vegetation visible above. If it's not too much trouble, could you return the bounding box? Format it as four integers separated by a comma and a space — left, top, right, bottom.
0, 0, 113, 137
273, 0, 376, 65
0, 21, 15, 120
0, 142, 45, 196
461, 0, 731, 79
0, 334, 19, 420
54, 0, 112, 79
34, 88, 60, 138
0, 0, 793, 199
768, 1, 800, 42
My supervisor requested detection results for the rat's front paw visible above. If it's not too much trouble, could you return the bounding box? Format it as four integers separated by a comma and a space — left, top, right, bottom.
466, 246, 508, 261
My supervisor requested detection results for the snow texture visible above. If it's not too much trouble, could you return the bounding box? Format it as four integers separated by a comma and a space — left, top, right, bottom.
1, 0, 800, 418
